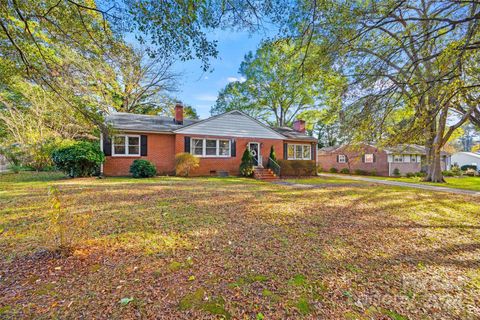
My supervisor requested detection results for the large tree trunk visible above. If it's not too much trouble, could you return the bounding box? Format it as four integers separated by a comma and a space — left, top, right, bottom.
424, 106, 447, 183
426, 147, 445, 182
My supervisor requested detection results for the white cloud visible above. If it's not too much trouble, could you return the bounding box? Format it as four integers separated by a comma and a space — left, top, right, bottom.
194, 94, 218, 102
204, 76, 209, 80
227, 76, 246, 83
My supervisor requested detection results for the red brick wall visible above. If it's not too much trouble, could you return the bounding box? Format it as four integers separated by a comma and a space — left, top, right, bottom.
104, 132, 316, 177
103, 133, 176, 176
317, 145, 389, 176
174, 134, 285, 176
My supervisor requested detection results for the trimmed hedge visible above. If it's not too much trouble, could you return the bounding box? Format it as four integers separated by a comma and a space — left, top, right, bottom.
130, 159, 157, 178
278, 160, 317, 176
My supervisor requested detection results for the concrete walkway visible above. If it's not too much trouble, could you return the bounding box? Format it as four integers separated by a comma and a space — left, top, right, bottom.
317, 173, 480, 196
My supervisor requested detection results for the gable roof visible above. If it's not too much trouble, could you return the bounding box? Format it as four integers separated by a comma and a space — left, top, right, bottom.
384, 144, 449, 156
319, 143, 450, 156
105, 112, 199, 133
106, 110, 316, 141
174, 110, 286, 139
270, 126, 317, 142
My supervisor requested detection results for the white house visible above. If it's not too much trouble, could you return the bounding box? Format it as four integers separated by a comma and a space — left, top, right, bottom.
451, 152, 480, 169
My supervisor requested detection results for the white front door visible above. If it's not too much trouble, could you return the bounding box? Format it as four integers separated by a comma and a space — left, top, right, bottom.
248, 142, 261, 167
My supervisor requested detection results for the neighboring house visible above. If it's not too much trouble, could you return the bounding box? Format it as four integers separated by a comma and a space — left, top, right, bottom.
318, 144, 450, 176
0, 154, 9, 172
451, 152, 480, 169
102, 104, 317, 176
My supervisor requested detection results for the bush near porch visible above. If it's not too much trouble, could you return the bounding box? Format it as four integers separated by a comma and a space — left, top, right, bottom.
277, 160, 316, 177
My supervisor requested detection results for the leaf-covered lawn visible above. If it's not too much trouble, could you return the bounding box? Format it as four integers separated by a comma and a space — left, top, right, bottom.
1, 172, 480, 319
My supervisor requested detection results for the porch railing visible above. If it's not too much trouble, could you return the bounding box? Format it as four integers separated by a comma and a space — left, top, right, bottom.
268, 157, 281, 177
257, 155, 263, 167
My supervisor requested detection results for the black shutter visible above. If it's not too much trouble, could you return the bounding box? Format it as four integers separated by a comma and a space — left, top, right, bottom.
311, 144, 315, 160
345, 155, 349, 162
184, 136, 191, 153
372, 153, 376, 163
231, 139, 236, 157
336, 154, 340, 163
140, 135, 148, 156
103, 136, 111, 156
362, 154, 365, 163
283, 143, 288, 159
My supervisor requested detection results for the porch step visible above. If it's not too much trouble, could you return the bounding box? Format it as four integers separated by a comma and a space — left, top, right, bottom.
254, 168, 279, 181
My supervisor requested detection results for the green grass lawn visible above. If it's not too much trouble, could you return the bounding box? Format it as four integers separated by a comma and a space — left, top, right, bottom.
1, 172, 480, 319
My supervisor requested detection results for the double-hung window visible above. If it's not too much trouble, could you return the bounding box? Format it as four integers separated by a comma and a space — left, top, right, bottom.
393, 154, 403, 163
338, 155, 347, 163
112, 135, 140, 156
287, 144, 311, 160
191, 138, 230, 157
364, 154, 374, 163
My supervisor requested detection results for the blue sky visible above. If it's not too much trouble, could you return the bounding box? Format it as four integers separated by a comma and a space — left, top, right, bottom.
169, 29, 268, 119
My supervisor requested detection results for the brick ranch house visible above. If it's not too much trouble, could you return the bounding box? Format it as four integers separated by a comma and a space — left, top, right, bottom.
318, 144, 451, 176
101, 104, 317, 177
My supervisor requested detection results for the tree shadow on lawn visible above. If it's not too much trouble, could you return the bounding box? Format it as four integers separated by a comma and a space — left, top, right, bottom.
2, 177, 480, 319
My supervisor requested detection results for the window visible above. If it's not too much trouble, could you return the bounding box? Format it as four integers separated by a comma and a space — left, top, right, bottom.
303, 146, 311, 159
338, 155, 347, 163
190, 138, 230, 157
296, 145, 303, 158
287, 144, 312, 160
112, 135, 140, 156
113, 136, 126, 155
393, 154, 403, 163
411, 155, 417, 162
128, 136, 139, 155
219, 140, 230, 156
288, 145, 295, 159
364, 154, 374, 163
205, 139, 217, 156
192, 139, 203, 156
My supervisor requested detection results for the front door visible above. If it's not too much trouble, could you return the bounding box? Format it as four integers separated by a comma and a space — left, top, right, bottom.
248, 142, 260, 167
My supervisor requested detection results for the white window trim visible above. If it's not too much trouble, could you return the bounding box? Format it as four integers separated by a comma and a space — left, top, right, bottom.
112, 134, 141, 157
338, 154, 347, 163
364, 153, 374, 163
287, 144, 312, 160
191, 138, 231, 158
393, 154, 404, 163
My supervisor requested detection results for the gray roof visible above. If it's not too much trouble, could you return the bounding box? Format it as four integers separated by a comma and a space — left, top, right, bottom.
319, 143, 450, 156
106, 111, 317, 141
270, 126, 317, 142
384, 144, 449, 156
318, 145, 342, 153
105, 112, 199, 133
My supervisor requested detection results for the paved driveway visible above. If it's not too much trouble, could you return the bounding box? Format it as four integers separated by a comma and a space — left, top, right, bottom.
317, 173, 480, 196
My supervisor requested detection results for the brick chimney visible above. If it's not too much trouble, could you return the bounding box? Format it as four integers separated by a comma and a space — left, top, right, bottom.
293, 119, 306, 133
174, 102, 183, 125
